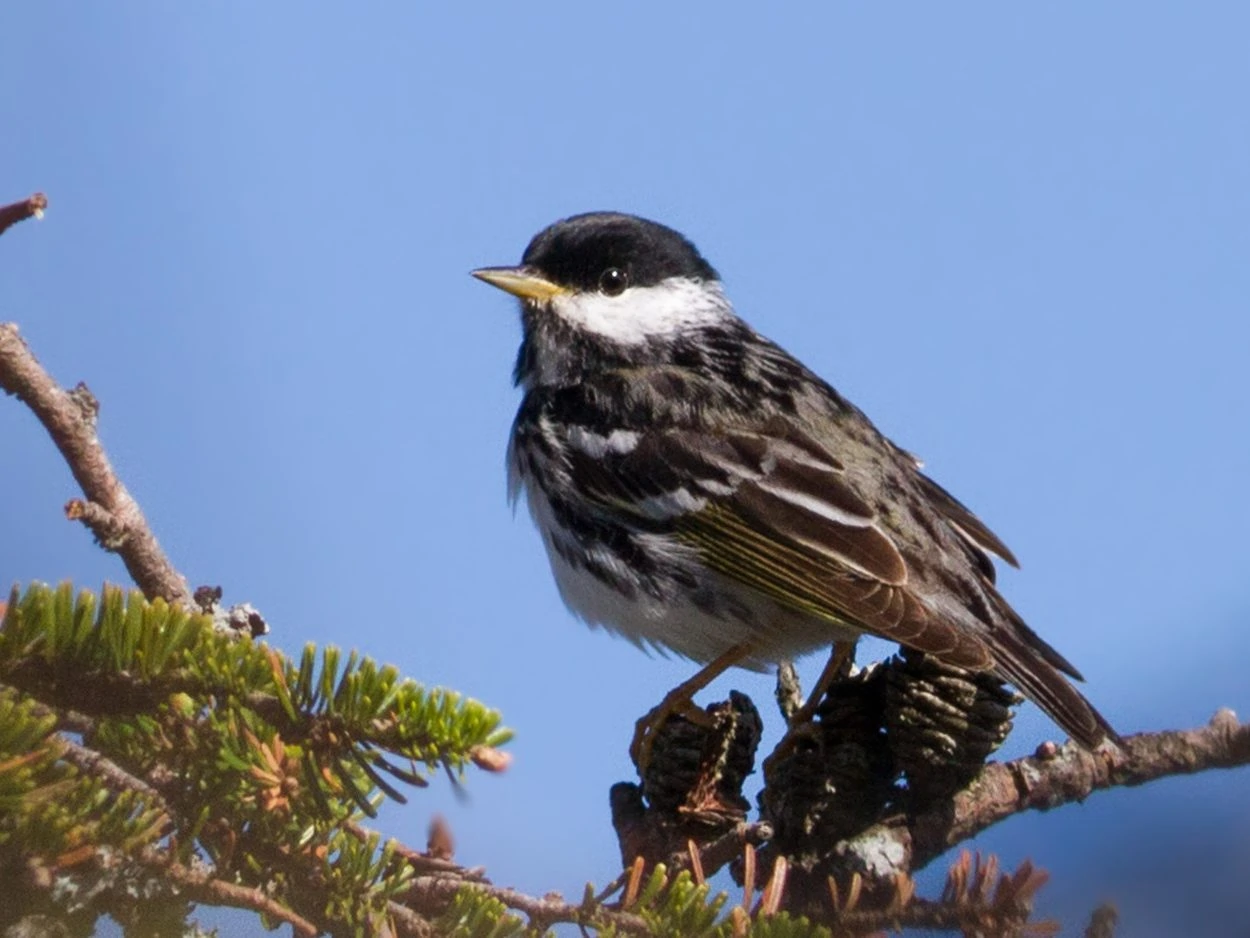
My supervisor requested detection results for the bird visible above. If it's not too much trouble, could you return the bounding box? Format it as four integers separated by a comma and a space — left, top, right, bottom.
472, 211, 1117, 756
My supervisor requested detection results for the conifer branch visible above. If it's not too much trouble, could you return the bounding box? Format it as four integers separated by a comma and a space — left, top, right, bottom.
54, 730, 171, 814
135, 847, 322, 938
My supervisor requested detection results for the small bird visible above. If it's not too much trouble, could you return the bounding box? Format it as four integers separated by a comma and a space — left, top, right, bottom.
473, 212, 1116, 752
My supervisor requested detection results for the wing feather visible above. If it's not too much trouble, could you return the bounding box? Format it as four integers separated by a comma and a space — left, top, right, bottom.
915, 473, 1019, 569
563, 425, 993, 669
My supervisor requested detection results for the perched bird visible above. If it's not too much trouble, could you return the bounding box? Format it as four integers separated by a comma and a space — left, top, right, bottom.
473, 212, 1116, 752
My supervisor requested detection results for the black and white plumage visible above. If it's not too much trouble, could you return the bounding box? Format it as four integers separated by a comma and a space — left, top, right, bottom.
474, 211, 1116, 749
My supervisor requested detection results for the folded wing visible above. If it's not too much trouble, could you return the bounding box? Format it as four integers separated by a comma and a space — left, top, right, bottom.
565, 424, 994, 670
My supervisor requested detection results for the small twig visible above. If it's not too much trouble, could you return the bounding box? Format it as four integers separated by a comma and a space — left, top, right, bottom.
14, 695, 183, 828
385, 901, 437, 938
0, 192, 46, 237
56, 733, 171, 818
830, 893, 1048, 936
401, 876, 652, 936
26, 841, 323, 938
775, 660, 803, 721
666, 820, 772, 880
1084, 902, 1119, 938
344, 819, 488, 881
0, 323, 192, 606
19, 693, 97, 736
137, 848, 320, 938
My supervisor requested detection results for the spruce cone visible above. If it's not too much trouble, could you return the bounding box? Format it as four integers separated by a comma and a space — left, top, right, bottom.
641, 690, 762, 823
762, 664, 892, 853
885, 648, 1021, 801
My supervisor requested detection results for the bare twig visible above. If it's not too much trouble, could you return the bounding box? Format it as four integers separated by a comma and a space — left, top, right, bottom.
0, 192, 46, 237
1084, 902, 1119, 938
0, 323, 192, 606
344, 819, 489, 881
912, 708, 1249, 867
667, 820, 772, 880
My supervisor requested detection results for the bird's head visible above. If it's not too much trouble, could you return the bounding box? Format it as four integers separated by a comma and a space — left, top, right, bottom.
473, 212, 735, 388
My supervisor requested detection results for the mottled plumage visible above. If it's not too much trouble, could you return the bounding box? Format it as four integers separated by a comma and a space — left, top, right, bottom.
475, 212, 1116, 748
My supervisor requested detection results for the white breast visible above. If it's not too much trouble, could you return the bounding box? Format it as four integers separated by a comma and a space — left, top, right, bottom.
516, 473, 858, 669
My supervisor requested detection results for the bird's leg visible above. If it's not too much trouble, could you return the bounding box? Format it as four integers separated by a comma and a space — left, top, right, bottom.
763, 641, 856, 775
630, 642, 753, 770
787, 640, 856, 728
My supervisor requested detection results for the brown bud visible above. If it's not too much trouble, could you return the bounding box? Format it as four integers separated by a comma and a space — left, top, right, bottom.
426, 814, 454, 861
469, 745, 512, 773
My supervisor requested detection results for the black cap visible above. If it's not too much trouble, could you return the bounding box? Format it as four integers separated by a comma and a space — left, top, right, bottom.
521, 212, 719, 292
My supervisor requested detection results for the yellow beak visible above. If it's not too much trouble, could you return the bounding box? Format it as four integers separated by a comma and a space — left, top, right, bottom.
471, 266, 567, 302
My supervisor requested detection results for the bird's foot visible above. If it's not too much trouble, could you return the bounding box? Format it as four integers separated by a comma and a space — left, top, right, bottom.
763, 641, 856, 776
762, 721, 823, 779
789, 640, 856, 728
630, 694, 713, 772
628, 643, 753, 772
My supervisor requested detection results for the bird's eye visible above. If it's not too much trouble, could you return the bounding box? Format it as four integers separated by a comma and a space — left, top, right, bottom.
598, 267, 629, 296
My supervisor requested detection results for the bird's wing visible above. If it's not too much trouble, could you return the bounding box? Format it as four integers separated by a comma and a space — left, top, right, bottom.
913, 471, 1019, 573
563, 422, 995, 671
552, 372, 1115, 749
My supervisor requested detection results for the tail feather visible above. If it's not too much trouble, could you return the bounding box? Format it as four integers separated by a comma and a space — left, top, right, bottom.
1001, 607, 1087, 682
988, 623, 1119, 749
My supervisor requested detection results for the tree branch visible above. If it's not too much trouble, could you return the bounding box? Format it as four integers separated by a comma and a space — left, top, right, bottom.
55, 732, 172, 819
922, 708, 1249, 862
135, 848, 321, 938
0, 322, 192, 606
401, 875, 651, 936
838, 708, 1250, 877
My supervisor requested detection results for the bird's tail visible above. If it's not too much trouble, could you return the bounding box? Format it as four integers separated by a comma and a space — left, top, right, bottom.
989, 612, 1120, 750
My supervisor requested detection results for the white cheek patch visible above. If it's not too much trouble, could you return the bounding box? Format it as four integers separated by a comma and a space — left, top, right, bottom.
549, 277, 731, 345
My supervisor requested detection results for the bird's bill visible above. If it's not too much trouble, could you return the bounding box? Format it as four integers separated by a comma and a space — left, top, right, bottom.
471, 266, 567, 301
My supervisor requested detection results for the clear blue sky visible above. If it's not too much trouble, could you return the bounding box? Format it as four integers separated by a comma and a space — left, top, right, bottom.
2, 5, 1248, 935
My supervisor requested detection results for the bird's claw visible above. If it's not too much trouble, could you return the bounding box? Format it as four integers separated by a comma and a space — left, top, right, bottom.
630, 696, 712, 772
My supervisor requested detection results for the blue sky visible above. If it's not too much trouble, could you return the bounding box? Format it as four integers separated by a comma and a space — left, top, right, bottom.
2, 4, 1249, 935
